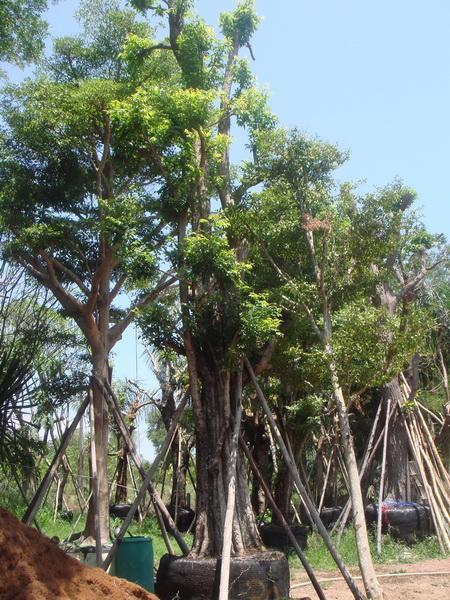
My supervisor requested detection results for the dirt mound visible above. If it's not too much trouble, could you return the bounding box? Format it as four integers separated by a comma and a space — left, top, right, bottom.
0, 508, 159, 600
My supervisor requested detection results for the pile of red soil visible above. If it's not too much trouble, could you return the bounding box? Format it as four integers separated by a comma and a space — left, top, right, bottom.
0, 508, 159, 600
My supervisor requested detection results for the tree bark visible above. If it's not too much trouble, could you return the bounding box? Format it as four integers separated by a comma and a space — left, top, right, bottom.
190, 357, 263, 558
273, 463, 292, 525
244, 413, 271, 518
381, 377, 409, 501
84, 350, 110, 544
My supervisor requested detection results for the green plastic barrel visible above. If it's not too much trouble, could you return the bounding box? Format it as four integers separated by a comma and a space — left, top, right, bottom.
114, 536, 154, 592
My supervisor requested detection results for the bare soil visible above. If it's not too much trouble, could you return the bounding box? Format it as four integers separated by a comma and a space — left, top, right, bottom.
0, 508, 159, 600
290, 558, 450, 599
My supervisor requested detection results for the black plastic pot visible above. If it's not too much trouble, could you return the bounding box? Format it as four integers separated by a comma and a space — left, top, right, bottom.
166, 506, 196, 533
364, 501, 433, 542
109, 503, 140, 521
319, 506, 343, 528
156, 551, 289, 600
259, 522, 308, 552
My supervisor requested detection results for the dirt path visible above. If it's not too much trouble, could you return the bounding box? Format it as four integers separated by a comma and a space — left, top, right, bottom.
290, 558, 450, 599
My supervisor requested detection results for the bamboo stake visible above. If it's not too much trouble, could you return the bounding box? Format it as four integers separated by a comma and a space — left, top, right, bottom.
399, 404, 448, 552
336, 445, 350, 494
102, 388, 189, 571
154, 501, 174, 555
412, 421, 450, 528
416, 405, 450, 488
409, 414, 450, 534
23, 393, 90, 526
95, 376, 190, 556
218, 362, 243, 600
376, 399, 390, 556
240, 436, 328, 600
413, 415, 450, 506
290, 500, 303, 525
417, 400, 444, 425
244, 358, 366, 600
405, 415, 444, 547
89, 391, 102, 566
333, 401, 385, 535
318, 446, 335, 514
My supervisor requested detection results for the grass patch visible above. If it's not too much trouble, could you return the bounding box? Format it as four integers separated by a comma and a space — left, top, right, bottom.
291, 527, 447, 572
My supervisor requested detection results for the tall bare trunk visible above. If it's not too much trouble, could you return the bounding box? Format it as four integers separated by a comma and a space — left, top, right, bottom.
382, 377, 409, 500
329, 357, 384, 600
190, 358, 263, 558
84, 350, 110, 544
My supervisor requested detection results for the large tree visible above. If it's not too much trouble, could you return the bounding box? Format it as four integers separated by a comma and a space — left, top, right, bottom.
0, 1, 174, 543
125, 0, 281, 561
241, 130, 444, 598
350, 184, 446, 500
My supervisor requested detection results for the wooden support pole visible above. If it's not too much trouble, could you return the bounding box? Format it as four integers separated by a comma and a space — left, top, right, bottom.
333, 400, 386, 536
154, 501, 175, 555
240, 435, 328, 600
23, 393, 90, 526
94, 376, 190, 556
398, 403, 449, 553
376, 399, 390, 556
416, 406, 450, 489
89, 391, 102, 566
244, 358, 366, 600
318, 446, 335, 514
101, 385, 190, 571
218, 362, 243, 600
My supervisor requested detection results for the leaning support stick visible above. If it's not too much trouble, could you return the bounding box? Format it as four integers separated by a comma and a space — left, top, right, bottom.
244, 357, 366, 600
240, 435, 328, 600
23, 393, 90, 526
89, 390, 102, 566
102, 386, 189, 571
218, 362, 243, 600
94, 376, 190, 557
376, 399, 390, 556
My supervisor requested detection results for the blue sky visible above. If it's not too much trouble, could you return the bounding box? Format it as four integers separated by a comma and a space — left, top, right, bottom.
32, 0, 449, 238
4, 1, 450, 455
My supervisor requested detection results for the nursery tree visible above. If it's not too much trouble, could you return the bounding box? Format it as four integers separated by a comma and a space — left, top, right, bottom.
351, 185, 447, 499
126, 0, 282, 561
244, 129, 446, 598
0, 1, 174, 543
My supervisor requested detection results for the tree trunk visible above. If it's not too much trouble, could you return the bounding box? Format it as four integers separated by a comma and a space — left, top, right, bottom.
84, 350, 110, 544
382, 377, 409, 501
77, 415, 85, 493
56, 465, 69, 512
190, 358, 263, 558
168, 436, 189, 515
244, 413, 271, 518
329, 358, 384, 600
272, 464, 292, 525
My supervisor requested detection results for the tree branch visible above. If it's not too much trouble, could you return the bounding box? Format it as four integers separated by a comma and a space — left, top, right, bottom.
50, 257, 90, 296
38, 251, 84, 317
107, 274, 177, 349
